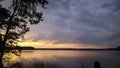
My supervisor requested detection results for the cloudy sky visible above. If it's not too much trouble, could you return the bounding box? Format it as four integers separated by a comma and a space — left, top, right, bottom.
5, 0, 120, 48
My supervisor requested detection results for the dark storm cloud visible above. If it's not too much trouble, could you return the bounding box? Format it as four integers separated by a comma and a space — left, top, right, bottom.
31, 0, 120, 47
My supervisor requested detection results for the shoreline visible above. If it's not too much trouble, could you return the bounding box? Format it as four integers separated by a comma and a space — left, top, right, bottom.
22, 48, 120, 51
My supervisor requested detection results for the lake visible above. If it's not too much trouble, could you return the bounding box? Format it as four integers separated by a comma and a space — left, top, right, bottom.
3, 50, 120, 68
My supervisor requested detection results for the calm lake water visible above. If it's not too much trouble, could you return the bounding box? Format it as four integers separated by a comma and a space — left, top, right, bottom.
3, 50, 120, 68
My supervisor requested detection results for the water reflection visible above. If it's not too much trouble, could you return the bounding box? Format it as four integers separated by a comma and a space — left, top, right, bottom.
20, 50, 97, 61
3, 53, 60, 68
9, 59, 60, 68
3, 50, 120, 68
20, 50, 120, 68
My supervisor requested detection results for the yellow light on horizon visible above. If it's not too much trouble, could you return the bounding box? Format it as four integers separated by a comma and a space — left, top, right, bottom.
18, 41, 103, 48
18, 42, 45, 47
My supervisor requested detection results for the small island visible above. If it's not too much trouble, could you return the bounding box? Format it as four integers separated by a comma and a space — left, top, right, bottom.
5, 46, 35, 50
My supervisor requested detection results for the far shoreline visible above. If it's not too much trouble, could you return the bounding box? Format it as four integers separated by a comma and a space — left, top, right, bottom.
22, 48, 120, 51
5, 47, 120, 51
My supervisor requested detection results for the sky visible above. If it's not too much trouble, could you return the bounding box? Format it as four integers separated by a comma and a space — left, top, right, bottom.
2, 0, 120, 48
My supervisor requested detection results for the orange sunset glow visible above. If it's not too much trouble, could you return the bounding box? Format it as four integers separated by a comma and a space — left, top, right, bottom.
18, 31, 107, 48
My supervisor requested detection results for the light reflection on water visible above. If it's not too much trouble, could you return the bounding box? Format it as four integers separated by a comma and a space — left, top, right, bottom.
3, 53, 20, 67
3, 50, 120, 68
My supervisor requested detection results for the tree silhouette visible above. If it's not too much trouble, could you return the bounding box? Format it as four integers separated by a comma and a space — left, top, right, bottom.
0, 0, 48, 67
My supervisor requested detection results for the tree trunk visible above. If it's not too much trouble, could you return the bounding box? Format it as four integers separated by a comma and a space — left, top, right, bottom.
0, 53, 4, 68
0, 45, 4, 68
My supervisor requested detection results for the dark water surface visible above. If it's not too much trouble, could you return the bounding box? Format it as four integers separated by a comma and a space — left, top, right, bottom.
4, 50, 120, 68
